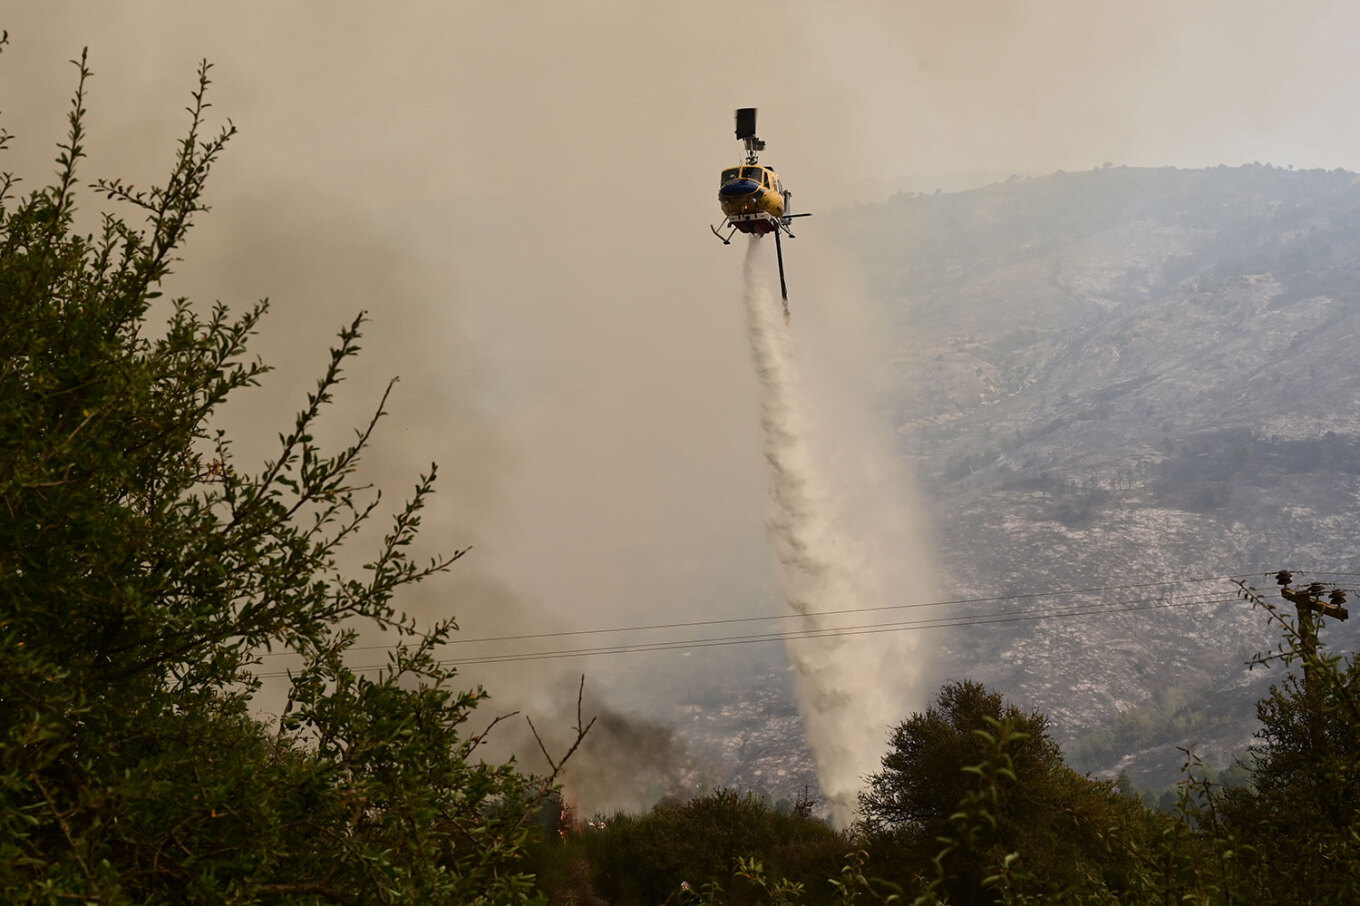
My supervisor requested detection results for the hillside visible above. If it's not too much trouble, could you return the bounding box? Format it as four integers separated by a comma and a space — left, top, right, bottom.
827, 164, 1360, 785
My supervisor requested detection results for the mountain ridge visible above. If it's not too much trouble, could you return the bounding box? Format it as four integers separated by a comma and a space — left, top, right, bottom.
826, 163, 1360, 786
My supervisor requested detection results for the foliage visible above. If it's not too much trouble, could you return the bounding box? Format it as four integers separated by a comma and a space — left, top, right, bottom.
904, 716, 1039, 906
535, 585, 1359, 905
1209, 580, 1360, 903
0, 48, 560, 903
529, 790, 846, 906
858, 680, 1145, 902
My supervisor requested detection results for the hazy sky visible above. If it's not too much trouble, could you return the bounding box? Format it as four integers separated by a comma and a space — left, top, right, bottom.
5, 1, 1358, 796
9, 3, 1360, 197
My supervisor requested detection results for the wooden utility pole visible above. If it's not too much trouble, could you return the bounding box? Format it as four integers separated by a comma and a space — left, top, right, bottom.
1274, 570, 1349, 748
1275, 571, 1349, 655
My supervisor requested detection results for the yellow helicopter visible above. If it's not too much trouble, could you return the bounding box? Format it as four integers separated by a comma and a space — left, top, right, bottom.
711, 107, 811, 318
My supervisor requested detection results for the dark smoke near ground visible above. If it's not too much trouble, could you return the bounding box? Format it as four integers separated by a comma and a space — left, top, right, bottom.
464, 679, 712, 818
568, 707, 707, 815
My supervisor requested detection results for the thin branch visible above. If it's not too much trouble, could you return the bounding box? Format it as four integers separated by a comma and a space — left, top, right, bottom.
525, 675, 596, 783
33, 775, 97, 888
467, 709, 519, 758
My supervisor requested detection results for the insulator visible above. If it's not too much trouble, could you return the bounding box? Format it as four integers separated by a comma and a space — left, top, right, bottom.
1275, 570, 1293, 586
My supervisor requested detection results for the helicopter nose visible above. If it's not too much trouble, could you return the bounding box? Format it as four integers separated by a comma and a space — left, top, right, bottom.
719, 178, 761, 197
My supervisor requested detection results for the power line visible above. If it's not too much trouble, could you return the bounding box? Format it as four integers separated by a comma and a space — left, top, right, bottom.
252, 584, 1238, 677
1257, 571, 1360, 582
418, 594, 1232, 669
256, 573, 1248, 659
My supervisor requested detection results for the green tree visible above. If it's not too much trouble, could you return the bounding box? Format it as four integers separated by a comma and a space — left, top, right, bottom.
1213, 580, 1360, 902
0, 47, 563, 904
547, 790, 845, 906
859, 681, 1144, 903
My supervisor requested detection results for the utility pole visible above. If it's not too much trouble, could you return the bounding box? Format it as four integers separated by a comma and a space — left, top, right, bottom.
1274, 570, 1349, 748
1275, 570, 1349, 659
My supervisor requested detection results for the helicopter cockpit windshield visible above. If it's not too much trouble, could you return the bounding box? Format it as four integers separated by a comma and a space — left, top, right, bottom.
721, 167, 776, 190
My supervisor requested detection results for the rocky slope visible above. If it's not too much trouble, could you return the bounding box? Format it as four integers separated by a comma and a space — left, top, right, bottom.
827, 164, 1360, 786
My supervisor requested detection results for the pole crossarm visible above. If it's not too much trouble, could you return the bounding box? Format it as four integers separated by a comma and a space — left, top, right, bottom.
1276, 570, 1350, 622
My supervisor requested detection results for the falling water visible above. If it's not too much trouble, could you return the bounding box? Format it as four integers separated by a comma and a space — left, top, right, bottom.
741, 236, 924, 826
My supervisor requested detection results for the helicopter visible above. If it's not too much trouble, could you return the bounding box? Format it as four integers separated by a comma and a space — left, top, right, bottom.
710, 107, 811, 319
